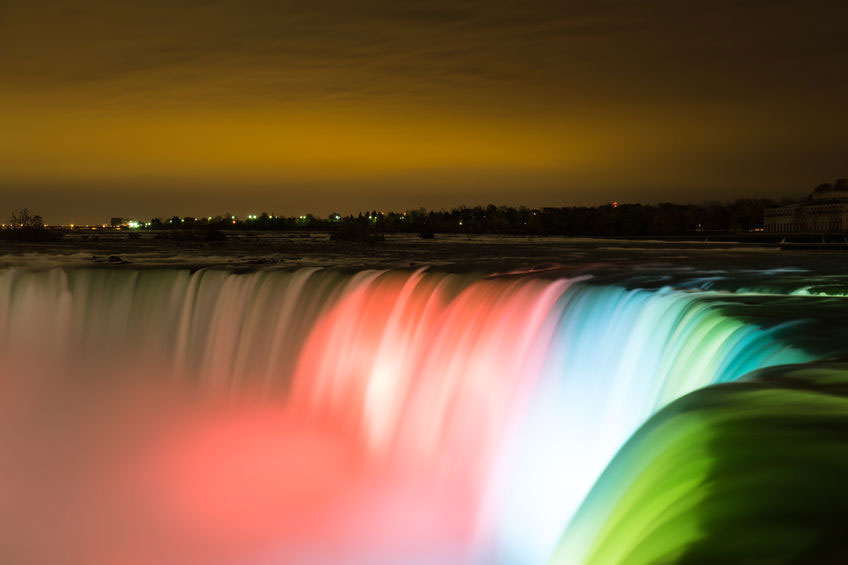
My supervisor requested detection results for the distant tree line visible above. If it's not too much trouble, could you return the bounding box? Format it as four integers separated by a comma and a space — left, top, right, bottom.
142, 199, 777, 237
8, 208, 43, 228
0, 208, 61, 241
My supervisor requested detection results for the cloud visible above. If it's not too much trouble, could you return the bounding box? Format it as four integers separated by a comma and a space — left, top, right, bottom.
0, 0, 846, 219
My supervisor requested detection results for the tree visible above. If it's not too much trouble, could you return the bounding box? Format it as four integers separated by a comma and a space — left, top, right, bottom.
2, 208, 60, 241
9, 208, 43, 228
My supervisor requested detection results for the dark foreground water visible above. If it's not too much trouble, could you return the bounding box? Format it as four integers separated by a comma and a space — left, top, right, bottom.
1, 238, 847, 564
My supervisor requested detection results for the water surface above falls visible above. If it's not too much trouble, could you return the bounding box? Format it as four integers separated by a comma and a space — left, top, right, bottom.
1, 254, 848, 564
6, 232, 848, 277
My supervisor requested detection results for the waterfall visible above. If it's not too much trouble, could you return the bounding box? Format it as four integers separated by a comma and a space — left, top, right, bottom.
0, 267, 813, 564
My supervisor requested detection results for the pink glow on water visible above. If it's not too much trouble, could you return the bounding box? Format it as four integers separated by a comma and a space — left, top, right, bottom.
286, 271, 570, 556
144, 403, 477, 563
0, 269, 571, 563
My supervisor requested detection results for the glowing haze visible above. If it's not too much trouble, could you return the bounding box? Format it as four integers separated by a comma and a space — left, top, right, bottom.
1, 0, 847, 223
0, 268, 812, 563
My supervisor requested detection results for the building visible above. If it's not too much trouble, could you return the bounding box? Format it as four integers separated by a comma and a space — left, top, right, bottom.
764, 179, 848, 233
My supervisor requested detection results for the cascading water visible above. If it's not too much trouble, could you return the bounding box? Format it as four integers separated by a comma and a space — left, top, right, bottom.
0, 267, 815, 564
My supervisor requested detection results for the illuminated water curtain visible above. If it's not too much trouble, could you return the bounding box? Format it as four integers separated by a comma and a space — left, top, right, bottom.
0, 268, 816, 563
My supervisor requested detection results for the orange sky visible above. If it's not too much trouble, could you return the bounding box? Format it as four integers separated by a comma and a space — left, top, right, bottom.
2, 0, 847, 223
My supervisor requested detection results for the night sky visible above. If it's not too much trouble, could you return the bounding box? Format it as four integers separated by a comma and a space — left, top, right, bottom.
2, 0, 847, 223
